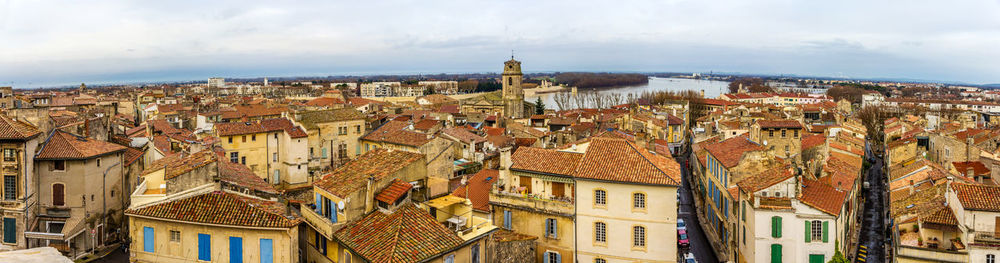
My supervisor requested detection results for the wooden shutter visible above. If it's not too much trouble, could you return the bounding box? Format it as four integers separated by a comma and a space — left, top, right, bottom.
198, 234, 211, 261
822, 221, 829, 243
543, 252, 550, 263
53, 184, 65, 206
804, 221, 811, 242
771, 244, 782, 263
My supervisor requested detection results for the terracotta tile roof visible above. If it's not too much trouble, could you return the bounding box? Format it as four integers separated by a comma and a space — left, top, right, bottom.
124, 147, 144, 166
514, 137, 536, 147
702, 135, 765, 168
952, 161, 990, 176
801, 134, 826, 150
757, 119, 802, 129
297, 109, 366, 129
510, 147, 582, 176
412, 119, 440, 131
483, 127, 505, 136
334, 204, 463, 263
574, 137, 680, 186
375, 179, 413, 204
952, 183, 1000, 212
800, 179, 847, 216
0, 114, 41, 140
736, 164, 794, 193
215, 118, 307, 138
315, 148, 424, 197
452, 169, 497, 212
830, 141, 864, 156
126, 191, 298, 228
922, 206, 958, 226
441, 127, 486, 144
666, 114, 684, 125
362, 121, 432, 147
304, 97, 345, 107
219, 159, 277, 193
36, 130, 127, 160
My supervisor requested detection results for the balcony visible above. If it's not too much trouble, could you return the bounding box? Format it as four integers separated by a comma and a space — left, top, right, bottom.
302, 204, 345, 239
489, 187, 574, 216
972, 231, 1000, 246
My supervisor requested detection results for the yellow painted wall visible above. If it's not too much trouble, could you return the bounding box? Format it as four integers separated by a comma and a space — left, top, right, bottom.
222, 133, 269, 179
494, 206, 574, 263
576, 180, 678, 262
129, 216, 298, 263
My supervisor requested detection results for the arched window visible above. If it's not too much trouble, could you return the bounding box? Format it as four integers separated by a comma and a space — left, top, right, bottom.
633, 226, 646, 247
507, 77, 512, 86
633, 193, 646, 209
594, 222, 606, 243
594, 190, 606, 206
52, 183, 65, 206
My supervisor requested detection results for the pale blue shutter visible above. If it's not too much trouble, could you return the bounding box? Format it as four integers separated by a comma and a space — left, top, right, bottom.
328, 199, 337, 223
260, 238, 273, 263
503, 211, 512, 229
555, 252, 561, 263
143, 227, 154, 253
314, 194, 321, 213
552, 220, 557, 239
543, 252, 550, 263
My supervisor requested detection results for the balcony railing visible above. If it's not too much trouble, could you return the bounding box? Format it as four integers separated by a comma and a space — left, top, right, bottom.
490, 187, 574, 216
972, 231, 1000, 246
302, 205, 344, 239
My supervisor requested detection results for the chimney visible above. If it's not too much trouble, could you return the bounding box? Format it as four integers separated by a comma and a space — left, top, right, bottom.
365, 175, 376, 212
967, 137, 974, 161
909, 180, 915, 194
967, 167, 975, 178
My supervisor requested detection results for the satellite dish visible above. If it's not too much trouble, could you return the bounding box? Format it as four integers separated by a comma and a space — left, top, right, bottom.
337, 201, 345, 210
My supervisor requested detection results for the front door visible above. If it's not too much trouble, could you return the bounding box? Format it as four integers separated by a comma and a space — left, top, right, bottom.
809, 254, 824, 263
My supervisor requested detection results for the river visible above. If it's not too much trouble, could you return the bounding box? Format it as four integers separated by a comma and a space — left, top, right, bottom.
524, 77, 731, 109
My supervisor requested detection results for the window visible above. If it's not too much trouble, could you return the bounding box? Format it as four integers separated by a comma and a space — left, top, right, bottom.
809, 220, 822, 242
768, 130, 774, 137
356, 125, 361, 134
743, 226, 746, 244
241, 156, 246, 165
988, 254, 996, 263
274, 134, 277, 139
771, 216, 782, 238
53, 160, 65, 171
444, 254, 455, 263
272, 153, 277, 162
251, 135, 256, 141
595, 259, 607, 263
198, 234, 211, 261
633, 226, 646, 247
503, 211, 512, 229
228, 137, 233, 143
143, 227, 155, 253
3, 149, 14, 162
594, 189, 606, 206
169, 230, 180, 242
545, 218, 558, 238
470, 243, 480, 263
595, 222, 606, 243
229, 236, 243, 263
230, 152, 238, 163
52, 184, 65, 206
781, 129, 786, 137
543, 251, 561, 263
260, 238, 273, 263
241, 136, 246, 143
770, 244, 782, 263
2, 218, 15, 244
633, 193, 646, 209
3, 176, 15, 200
793, 130, 799, 138
96, 158, 101, 167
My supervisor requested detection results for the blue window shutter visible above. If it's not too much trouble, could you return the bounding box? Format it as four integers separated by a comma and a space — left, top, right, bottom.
503, 211, 511, 229
229, 236, 243, 263
143, 227, 154, 253
322, 148, 328, 158
555, 252, 561, 263
198, 234, 211, 261
314, 193, 321, 213
552, 220, 558, 239
543, 252, 550, 263
329, 199, 337, 223
260, 238, 273, 263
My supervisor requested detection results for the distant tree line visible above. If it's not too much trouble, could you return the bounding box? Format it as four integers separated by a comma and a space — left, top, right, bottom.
826, 83, 888, 104
727, 77, 773, 93
554, 72, 648, 89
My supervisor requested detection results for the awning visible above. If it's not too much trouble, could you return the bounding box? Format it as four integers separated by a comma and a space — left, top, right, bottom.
427, 195, 467, 209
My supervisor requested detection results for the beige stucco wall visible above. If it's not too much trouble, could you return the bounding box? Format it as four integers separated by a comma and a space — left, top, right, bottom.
129, 216, 298, 263
576, 180, 678, 263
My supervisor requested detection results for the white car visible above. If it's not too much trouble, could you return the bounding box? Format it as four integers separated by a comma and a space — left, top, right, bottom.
677, 218, 687, 231
684, 253, 697, 263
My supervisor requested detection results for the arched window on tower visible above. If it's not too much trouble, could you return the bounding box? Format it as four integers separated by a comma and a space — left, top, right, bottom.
508, 77, 512, 86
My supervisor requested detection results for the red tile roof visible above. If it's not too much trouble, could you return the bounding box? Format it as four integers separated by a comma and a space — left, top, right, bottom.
219, 159, 277, 193
0, 114, 41, 140
124, 147, 144, 166
801, 134, 826, 150
126, 191, 298, 228
510, 147, 582, 176
315, 149, 424, 197
215, 118, 307, 138
304, 97, 345, 107
702, 135, 765, 168
441, 127, 486, 144
574, 137, 680, 186
362, 121, 432, 147
452, 169, 497, 212
953, 161, 990, 176
334, 204, 463, 263
922, 207, 958, 226
800, 179, 847, 216
36, 130, 127, 160
952, 183, 1000, 212
736, 164, 794, 193
375, 180, 413, 204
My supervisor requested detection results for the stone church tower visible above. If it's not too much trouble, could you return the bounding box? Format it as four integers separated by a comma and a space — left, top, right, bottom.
502, 57, 525, 119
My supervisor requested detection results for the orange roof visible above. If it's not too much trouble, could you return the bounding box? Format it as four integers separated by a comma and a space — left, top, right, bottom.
334, 204, 463, 263
757, 119, 802, 129
801, 134, 826, 150
375, 180, 413, 204
215, 118, 306, 138
315, 149, 424, 197
126, 191, 298, 228
953, 183, 1000, 212
736, 164, 794, 193
0, 114, 41, 140
36, 130, 127, 160
953, 161, 990, 176
511, 147, 582, 176
574, 137, 680, 186
800, 179, 847, 216
703, 135, 765, 168
452, 169, 497, 212
362, 121, 432, 147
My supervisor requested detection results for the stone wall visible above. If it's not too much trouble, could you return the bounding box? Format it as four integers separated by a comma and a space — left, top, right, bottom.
487, 236, 536, 263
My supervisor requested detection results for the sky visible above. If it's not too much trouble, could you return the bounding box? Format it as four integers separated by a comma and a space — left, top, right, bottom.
2, 0, 1000, 88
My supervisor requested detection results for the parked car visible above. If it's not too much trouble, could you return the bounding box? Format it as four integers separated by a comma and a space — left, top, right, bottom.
677, 218, 687, 231
684, 253, 697, 263
678, 229, 690, 248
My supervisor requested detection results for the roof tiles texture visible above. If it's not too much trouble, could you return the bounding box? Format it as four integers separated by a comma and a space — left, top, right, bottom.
334, 204, 463, 263
126, 191, 298, 228
510, 147, 582, 176
36, 131, 126, 160
0, 114, 42, 140
953, 183, 1000, 212
452, 169, 497, 212
574, 137, 680, 186
315, 149, 424, 197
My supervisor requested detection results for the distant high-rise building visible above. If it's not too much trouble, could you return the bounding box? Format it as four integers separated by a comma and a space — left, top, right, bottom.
208, 77, 225, 88
502, 57, 525, 119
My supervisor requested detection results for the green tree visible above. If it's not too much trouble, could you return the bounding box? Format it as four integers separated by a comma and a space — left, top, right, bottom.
535, 97, 546, 115
827, 250, 848, 263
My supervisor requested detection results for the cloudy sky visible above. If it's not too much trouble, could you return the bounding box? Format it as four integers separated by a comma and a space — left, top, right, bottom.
2, 0, 999, 87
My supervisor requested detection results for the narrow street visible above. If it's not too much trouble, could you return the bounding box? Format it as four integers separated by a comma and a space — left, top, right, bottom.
856, 141, 887, 263
677, 156, 720, 263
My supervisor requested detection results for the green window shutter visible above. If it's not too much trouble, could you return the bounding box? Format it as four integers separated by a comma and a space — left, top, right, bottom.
771, 244, 782, 263
809, 254, 824, 263
822, 221, 829, 243
770, 217, 777, 237
804, 221, 811, 242
776, 217, 782, 238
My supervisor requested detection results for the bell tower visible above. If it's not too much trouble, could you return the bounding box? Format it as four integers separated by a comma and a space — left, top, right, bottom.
502, 57, 524, 119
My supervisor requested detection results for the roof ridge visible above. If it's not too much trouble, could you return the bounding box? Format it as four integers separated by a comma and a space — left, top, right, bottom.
620, 138, 678, 185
